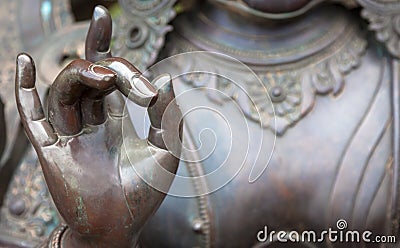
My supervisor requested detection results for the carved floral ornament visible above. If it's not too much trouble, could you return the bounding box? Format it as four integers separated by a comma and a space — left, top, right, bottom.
357, 0, 400, 58
112, 0, 177, 71
0, 148, 59, 245
177, 22, 367, 135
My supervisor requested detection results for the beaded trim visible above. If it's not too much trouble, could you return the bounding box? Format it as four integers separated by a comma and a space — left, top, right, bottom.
48, 224, 67, 248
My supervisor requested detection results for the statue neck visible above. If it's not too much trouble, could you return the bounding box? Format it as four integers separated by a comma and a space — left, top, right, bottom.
203, 1, 312, 27
174, 2, 360, 66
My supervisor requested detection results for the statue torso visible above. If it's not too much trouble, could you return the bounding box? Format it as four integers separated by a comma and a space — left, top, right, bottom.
139, 3, 394, 247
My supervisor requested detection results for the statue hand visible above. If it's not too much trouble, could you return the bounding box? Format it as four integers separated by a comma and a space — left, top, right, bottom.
15, 6, 182, 248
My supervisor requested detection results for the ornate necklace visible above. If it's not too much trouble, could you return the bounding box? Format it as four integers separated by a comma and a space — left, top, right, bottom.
164, 4, 367, 135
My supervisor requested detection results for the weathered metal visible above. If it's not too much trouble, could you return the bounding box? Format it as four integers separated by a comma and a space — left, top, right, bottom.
139, 2, 396, 247
15, 5, 182, 247
1, 0, 400, 247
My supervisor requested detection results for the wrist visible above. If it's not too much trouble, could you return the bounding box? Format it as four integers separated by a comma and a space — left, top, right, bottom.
52, 224, 137, 248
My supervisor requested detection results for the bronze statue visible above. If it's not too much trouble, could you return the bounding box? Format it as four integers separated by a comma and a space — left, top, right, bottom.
1, 0, 400, 247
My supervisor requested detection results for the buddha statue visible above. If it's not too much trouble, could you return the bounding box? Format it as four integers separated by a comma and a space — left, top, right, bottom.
1, 0, 400, 247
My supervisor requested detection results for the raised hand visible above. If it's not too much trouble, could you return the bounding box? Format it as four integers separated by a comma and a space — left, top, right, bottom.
15, 6, 182, 248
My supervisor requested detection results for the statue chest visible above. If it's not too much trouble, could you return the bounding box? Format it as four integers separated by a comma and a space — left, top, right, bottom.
140, 39, 394, 247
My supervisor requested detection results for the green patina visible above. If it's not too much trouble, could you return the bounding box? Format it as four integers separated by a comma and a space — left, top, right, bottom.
75, 196, 89, 228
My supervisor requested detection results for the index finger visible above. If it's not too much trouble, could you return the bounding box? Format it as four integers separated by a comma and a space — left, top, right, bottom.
47, 59, 117, 136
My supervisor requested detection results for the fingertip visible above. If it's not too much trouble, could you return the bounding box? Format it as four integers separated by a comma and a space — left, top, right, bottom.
93, 5, 110, 21
148, 74, 177, 128
149, 94, 158, 107
82, 64, 117, 92
153, 74, 175, 101
86, 5, 112, 62
16, 53, 36, 89
153, 74, 172, 93
91, 5, 111, 53
90, 64, 117, 80
17, 53, 32, 63
106, 91, 128, 118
